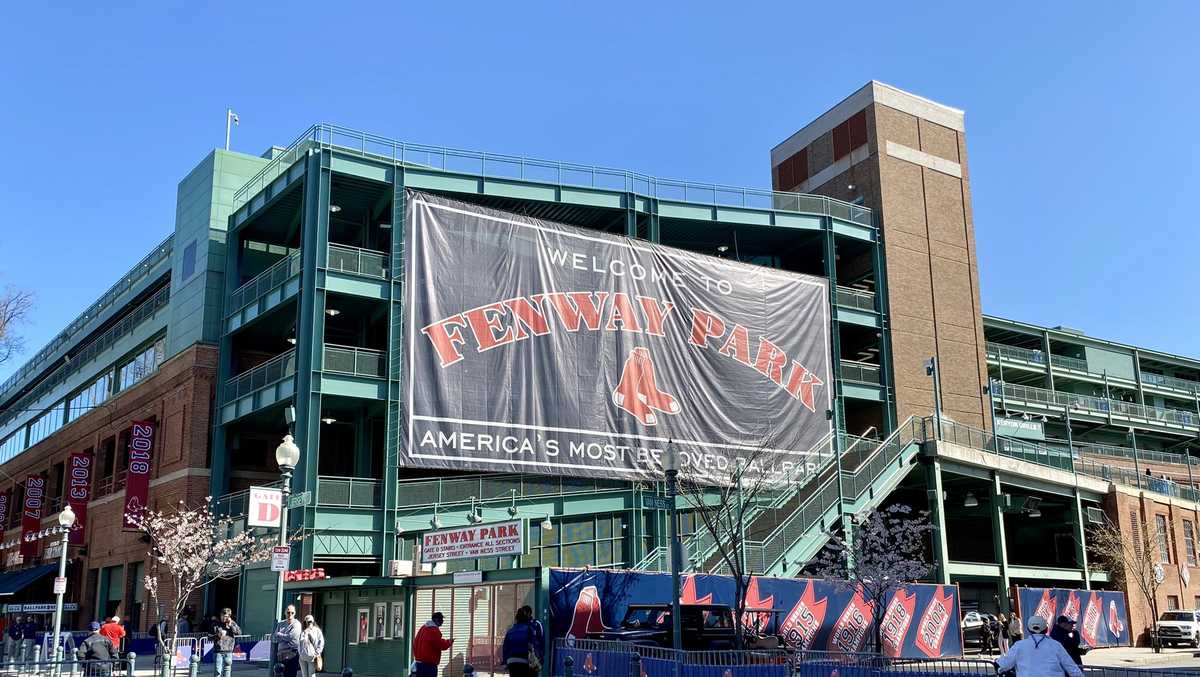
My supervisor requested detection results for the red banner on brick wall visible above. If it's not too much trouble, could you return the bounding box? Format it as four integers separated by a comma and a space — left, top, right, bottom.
20, 475, 45, 559
122, 421, 155, 531
67, 452, 93, 545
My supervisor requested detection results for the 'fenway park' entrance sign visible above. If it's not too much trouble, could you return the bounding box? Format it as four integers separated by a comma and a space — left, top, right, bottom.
401, 191, 832, 484
421, 520, 525, 563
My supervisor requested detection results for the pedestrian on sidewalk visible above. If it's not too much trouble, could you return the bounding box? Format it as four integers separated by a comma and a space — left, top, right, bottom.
212, 608, 242, 677
273, 605, 303, 677
502, 606, 543, 677
79, 621, 117, 676
1050, 615, 1084, 666
299, 615, 325, 677
99, 616, 124, 654
996, 613, 1010, 653
995, 615, 1083, 677
1008, 612, 1023, 647
412, 612, 453, 677
5, 615, 22, 666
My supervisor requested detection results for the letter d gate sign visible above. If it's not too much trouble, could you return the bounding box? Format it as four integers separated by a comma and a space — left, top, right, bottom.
247, 486, 283, 528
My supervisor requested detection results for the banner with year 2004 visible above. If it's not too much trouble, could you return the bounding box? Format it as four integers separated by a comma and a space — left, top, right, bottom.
401, 191, 833, 485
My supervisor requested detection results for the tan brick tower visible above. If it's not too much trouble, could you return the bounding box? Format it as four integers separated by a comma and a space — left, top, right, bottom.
772, 81, 990, 428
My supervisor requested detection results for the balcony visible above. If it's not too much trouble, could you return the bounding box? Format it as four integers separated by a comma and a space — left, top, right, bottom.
227, 252, 302, 321
840, 360, 881, 384
323, 345, 386, 378
1141, 371, 1200, 395
834, 286, 875, 312
317, 476, 383, 508
994, 380, 1198, 430
224, 350, 297, 402
1075, 441, 1200, 467
328, 245, 387, 279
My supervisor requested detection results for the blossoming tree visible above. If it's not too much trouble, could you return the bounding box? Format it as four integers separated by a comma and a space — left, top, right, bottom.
126, 497, 281, 653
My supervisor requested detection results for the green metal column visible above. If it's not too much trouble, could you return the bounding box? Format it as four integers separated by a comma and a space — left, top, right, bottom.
1132, 348, 1147, 406
294, 149, 332, 569
991, 473, 1011, 609
1074, 489, 1092, 590
381, 176, 407, 571
869, 220, 897, 434
1042, 330, 1054, 391
926, 457, 951, 584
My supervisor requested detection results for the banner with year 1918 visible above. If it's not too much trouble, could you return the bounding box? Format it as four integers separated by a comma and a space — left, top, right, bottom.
401, 191, 833, 485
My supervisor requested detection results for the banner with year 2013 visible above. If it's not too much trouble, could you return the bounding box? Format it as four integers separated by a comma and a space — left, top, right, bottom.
401, 191, 833, 485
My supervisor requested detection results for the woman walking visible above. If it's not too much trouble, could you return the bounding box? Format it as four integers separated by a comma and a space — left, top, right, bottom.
502, 607, 543, 677
996, 613, 1010, 653
299, 615, 325, 677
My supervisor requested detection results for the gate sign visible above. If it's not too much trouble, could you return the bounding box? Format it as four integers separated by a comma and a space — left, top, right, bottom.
401, 191, 832, 484
421, 520, 524, 563
247, 487, 283, 528
67, 451, 93, 545
122, 421, 155, 530
20, 475, 44, 559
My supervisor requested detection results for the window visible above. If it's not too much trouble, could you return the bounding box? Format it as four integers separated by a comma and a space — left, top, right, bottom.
0, 433, 22, 464
181, 240, 197, 280
1168, 595, 1180, 611
1157, 514, 1171, 563
1186, 520, 1197, 566
26, 401, 65, 447
518, 513, 628, 569
68, 372, 112, 423
118, 337, 165, 391
1131, 510, 1142, 559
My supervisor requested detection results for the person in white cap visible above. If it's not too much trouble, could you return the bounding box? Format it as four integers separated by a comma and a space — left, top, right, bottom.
995, 615, 1083, 677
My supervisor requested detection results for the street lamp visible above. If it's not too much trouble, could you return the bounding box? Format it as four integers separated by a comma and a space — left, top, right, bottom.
273, 434, 300, 668
50, 504, 76, 674
663, 449, 683, 653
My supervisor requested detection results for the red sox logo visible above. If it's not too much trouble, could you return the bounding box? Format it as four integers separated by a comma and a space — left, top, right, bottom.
612, 348, 680, 425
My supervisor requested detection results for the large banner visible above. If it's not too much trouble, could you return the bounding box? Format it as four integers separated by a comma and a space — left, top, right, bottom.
549, 568, 963, 658
402, 191, 832, 483
1016, 586, 1129, 647
122, 421, 155, 530
20, 475, 44, 559
66, 451, 92, 546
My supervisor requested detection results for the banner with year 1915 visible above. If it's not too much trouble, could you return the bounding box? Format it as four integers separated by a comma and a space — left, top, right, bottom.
401, 191, 833, 485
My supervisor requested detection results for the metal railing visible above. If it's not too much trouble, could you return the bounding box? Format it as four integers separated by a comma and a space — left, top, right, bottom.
323, 345, 386, 378
997, 380, 1198, 428
227, 251, 301, 317
328, 244, 387, 278
1075, 440, 1200, 467
834, 286, 876, 311
0, 236, 172, 404
233, 124, 874, 226
984, 342, 1093, 374
396, 473, 632, 509
840, 360, 881, 384
317, 476, 383, 507
790, 651, 997, 675
0, 285, 171, 433
224, 349, 297, 401
1053, 353, 1090, 372
1141, 370, 1200, 393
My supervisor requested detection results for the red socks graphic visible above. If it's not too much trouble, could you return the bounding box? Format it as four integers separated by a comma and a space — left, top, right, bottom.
612, 347, 680, 425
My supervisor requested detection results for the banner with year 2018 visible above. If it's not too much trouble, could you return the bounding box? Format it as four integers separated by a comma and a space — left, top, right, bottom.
400, 191, 833, 485
122, 421, 155, 530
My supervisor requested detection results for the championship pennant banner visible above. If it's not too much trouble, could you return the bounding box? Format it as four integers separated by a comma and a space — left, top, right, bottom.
67, 451, 92, 545
402, 191, 832, 484
1016, 586, 1130, 647
549, 569, 963, 658
20, 475, 44, 559
122, 421, 155, 530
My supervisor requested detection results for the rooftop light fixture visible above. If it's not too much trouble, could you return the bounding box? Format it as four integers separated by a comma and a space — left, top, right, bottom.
430, 506, 442, 530
963, 492, 979, 508
321, 417, 336, 425
716, 245, 730, 253
325, 309, 340, 317
286, 337, 297, 345
329, 205, 342, 213
379, 223, 392, 230
541, 516, 554, 531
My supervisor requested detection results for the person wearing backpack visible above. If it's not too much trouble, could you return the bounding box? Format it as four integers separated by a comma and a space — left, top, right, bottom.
299, 615, 325, 677
502, 607, 543, 677
79, 622, 117, 676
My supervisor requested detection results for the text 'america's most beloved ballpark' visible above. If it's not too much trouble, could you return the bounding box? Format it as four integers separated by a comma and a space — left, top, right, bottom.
401, 191, 833, 484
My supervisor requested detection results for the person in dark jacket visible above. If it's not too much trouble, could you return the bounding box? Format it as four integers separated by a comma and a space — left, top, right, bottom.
80, 622, 117, 676
212, 608, 242, 677
502, 607, 543, 677
1049, 615, 1084, 665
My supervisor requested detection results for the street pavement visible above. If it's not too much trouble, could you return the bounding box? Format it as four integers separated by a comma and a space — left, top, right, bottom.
1083, 645, 1200, 670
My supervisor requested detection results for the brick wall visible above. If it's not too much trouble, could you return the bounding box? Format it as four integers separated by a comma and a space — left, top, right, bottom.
0, 344, 216, 630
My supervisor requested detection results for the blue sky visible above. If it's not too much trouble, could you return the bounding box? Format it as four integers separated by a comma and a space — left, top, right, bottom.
0, 1, 1197, 379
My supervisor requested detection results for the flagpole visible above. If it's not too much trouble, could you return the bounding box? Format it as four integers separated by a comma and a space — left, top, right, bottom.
225, 109, 238, 151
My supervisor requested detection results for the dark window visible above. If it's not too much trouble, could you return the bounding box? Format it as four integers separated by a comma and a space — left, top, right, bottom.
832, 122, 851, 160
181, 240, 197, 280
848, 110, 868, 149
1157, 514, 1171, 563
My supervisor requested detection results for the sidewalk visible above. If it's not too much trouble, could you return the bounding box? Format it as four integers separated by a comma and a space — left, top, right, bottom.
1083, 645, 1200, 667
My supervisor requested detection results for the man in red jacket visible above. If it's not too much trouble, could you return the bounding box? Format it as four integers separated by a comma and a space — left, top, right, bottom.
412, 612, 453, 677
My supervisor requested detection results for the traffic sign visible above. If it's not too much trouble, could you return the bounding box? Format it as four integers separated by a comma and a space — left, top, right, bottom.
288, 491, 312, 509
271, 546, 291, 572
52, 577, 66, 595
642, 495, 673, 511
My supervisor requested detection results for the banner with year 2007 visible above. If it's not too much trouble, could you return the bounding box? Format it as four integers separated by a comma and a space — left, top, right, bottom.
401, 191, 833, 485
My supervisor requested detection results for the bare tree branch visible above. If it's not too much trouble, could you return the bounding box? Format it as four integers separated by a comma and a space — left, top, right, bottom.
1089, 511, 1168, 650
0, 287, 33, 367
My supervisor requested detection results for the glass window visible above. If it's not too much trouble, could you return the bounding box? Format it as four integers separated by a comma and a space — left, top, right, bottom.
181, 240, 197, 280
0, 433, 22, 464
1167, 595, 1180, 611
118, 338, 165, 391
1157, 514, 1171, 563
68, 372, 112, 423
1185, 520, 1197, 567
27, 401, 65, 447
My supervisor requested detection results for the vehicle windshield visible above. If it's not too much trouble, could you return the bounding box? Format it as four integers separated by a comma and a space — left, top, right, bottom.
623, 608, 670, 628
1160, 612, 1195, 622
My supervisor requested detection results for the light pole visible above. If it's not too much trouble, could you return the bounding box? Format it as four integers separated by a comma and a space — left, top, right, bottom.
50, 505, 76, 674
273, 434, 300, 669
663, 450, 683, 653
925, 357, 943, 435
